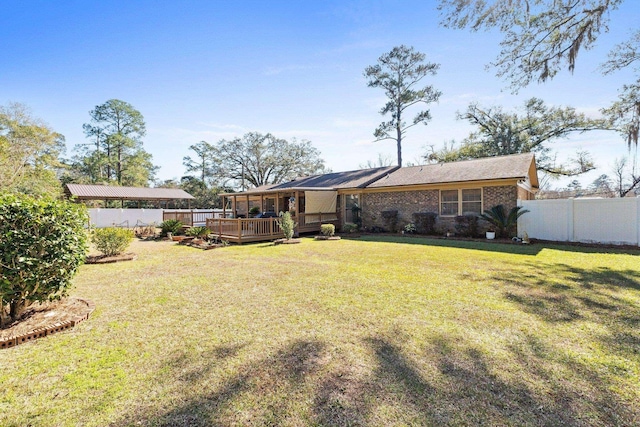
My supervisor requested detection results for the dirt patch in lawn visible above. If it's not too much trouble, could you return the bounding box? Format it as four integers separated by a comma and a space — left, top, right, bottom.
85, 252, 137, 264
1, 297, 94, 341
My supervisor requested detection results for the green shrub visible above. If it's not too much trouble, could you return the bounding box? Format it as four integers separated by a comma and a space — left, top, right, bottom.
160, 219, 183, 236
381, 210, 399, 232
454, 214, 480, 237
92, 227, 134, 256
277, 211, 297, 240
343, 222, 359, 233
0, 193, 88, 327
412, 212, 438, 234
404, 223, 417, 234
186, 226, 209, 238
249, 206, 261, 217
320, 224, 335, 236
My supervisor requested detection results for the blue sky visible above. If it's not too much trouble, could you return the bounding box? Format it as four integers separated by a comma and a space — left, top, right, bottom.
2, 0, 638, 188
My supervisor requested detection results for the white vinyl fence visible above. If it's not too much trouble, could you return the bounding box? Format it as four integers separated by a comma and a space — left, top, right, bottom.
518, 197, 640, 246
88, 209, 226, 228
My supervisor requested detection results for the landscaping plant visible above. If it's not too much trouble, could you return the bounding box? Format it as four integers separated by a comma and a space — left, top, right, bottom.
92, 227, 135, 256
403, 223, 417, 234
277, 211, 297, 240
454, 214, 480, 237
320, 224, 335, 236
342, 222, 359, 233
412, 212, 438, 234
0, 193, 88, 327
381, 210, 399, 232
160, 219, 183, 237
186, 226, 209, 238
481, 204, 530, 238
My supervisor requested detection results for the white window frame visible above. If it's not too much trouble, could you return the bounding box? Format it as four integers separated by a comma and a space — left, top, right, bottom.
440, 188, 483, 216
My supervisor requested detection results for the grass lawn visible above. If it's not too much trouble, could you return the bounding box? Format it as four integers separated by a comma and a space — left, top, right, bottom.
2, 236, 639, 426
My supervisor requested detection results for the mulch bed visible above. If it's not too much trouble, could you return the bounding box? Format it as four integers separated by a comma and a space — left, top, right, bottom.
1, 297, 95, 349
85, 253, 137, 264
314, 236, 342, 240
179, 238, 227, 250
273, 238, 301, 245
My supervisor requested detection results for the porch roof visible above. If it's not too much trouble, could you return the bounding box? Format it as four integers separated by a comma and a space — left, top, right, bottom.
65, 184, 195, 201
221, 166, 397, 196
223, 187, 336, 196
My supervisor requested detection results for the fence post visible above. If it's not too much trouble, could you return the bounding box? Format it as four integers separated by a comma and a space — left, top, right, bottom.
567, 199, 575, 242
637, 197, 640, 247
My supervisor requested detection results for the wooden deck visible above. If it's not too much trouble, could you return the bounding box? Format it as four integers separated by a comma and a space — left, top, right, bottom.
206, 212, 339, 243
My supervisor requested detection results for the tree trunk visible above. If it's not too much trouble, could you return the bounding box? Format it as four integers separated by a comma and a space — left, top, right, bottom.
396, 124, 403, 167
8, 299, 28, 323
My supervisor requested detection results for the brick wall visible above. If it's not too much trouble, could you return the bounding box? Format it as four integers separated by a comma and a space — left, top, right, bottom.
362, 190, 439, 230
361, 185, 518, 232
483, 185, 518, 211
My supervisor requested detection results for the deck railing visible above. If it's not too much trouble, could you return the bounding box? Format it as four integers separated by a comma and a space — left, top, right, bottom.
206, 217, 281, 242
205, 212, 340, 243
163, 210, 229, 226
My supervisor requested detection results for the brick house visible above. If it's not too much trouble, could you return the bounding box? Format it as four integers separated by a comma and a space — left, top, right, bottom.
357, 153, 538, 232
219, 153, 538, 240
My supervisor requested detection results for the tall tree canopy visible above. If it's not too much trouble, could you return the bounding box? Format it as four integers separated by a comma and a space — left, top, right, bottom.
364, 45, 441, 167
210, 132, 326, 190
427, 98, 607, 176
183, 141, 216, 185
0, 102, 65, 196
76, 99, 158, 186
438, 0, 639, 146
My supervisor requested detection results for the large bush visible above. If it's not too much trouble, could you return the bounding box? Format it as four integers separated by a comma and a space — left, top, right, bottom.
0, 193, 88, 327
412, 212, 438, 235
92, 227, 134, 256
381, 210, 399, 233
455, 214, 480, 237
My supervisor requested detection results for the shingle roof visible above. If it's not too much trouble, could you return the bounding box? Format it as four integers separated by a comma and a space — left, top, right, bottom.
224, 166, 398, 195
65, 184, 195, 200
366, 153, 537, 188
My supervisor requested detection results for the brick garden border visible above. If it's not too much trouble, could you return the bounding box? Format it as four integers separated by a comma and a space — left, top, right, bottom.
0, 298, 96, 350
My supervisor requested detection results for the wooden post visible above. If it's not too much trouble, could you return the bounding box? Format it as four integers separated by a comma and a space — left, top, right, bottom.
222, 195, 226, 218
237, 218, 242, 243
232, 196, 237, 218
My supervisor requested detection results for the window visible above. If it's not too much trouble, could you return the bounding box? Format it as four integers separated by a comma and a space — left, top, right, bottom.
440, 190, 458, 216
461, 189, 482, 214
440, 189, 482, 216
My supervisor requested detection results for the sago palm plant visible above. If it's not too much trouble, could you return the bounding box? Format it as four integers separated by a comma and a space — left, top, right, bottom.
480, 204, 529, 238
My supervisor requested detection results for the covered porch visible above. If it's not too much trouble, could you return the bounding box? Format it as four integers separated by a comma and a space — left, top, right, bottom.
208, 188, 340, 243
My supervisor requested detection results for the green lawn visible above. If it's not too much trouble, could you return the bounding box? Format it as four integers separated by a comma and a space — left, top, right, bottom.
2, 236, 639, 426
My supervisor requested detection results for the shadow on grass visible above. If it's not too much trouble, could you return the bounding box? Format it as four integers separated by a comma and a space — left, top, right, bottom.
353, 234, 640, 256
110, 340, 326, 427
497, 263, 640, 360
110, 333, 638, 426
